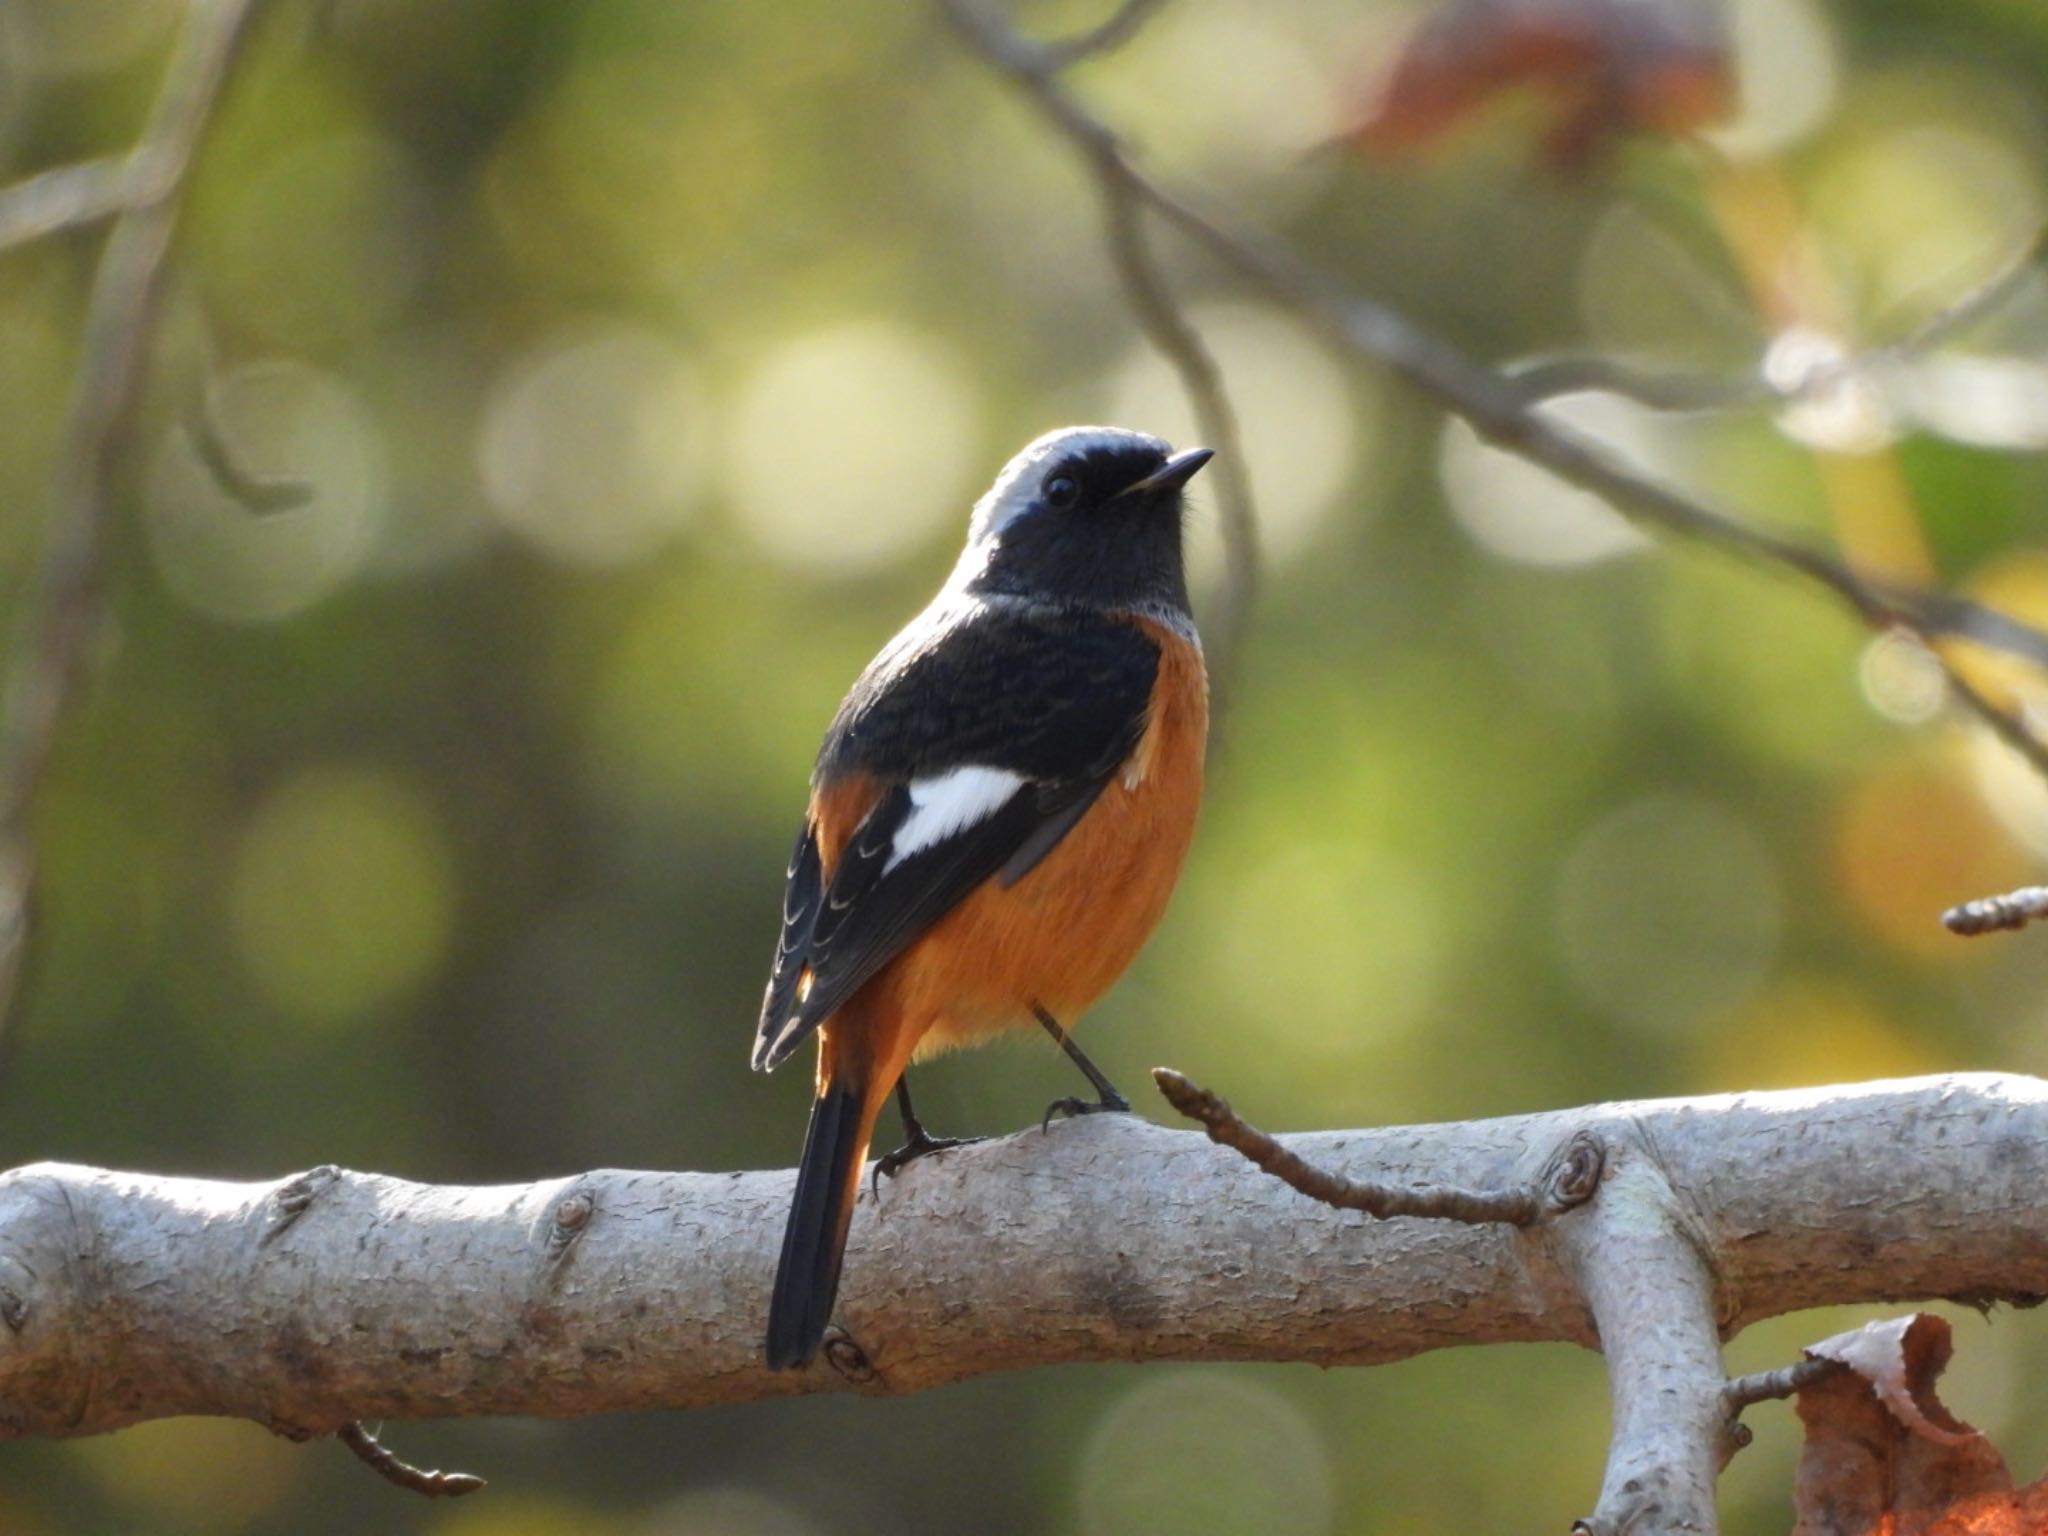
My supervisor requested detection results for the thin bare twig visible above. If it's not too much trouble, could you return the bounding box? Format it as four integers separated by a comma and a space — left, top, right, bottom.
1724, 1357, 1839, 1412
0, 0, 271, 1035
336, 1422, 485, 1500
939, 0, 2048, 779
1718, 1355, 1843, 1460
1041, 0, 1172, 67
1943, 885, 2048, 937
1911, 590, 2048, 672
1100, 180, 1260, 686
183, 392, 316, 515
0, 157, 154, 258
1934, 661, 2048, 771
1880, 224, 2048, 363
951, 0, 1260, 680
1504, 353, 1771, 413
1505, 225, 2048, 413
1154, 1068, 1549, 1224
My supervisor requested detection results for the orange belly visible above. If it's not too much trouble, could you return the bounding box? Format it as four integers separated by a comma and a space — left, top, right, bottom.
876, 618, 1208, 1062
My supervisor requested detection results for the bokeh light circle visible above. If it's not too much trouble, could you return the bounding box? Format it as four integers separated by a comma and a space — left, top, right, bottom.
1858, 632, 1946, 726
480, 324, 709, 567
639, 1486, 821, 1536
1701, 0, 1840, 160
1765, 327, 1897, 453
145, 360, 386, 624
229, 766, 456, 1026
1099, 6, 1333, 203
1900, 352, 2048, 451
1828, 124, 2045, 323
1440, 394, 1655, 568
1107, 300, 1369, 582
1078, 1372, 1334, 1536
1209, 841, 1441, 1059
723, 321, 980, 576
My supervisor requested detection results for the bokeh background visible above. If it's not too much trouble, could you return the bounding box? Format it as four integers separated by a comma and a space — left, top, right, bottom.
5, 0, 2048, 1531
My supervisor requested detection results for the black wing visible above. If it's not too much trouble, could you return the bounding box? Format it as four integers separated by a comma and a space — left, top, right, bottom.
754, 821, 824, 1068
751, 601, 1159, 1072
819, 597, 1165, 784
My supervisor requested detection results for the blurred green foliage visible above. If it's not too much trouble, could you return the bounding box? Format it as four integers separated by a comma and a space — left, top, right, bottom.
5, 0, 2048, 1532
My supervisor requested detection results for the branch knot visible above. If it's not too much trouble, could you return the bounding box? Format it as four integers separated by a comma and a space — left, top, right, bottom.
1544, 1131, 1607, 1213
822, 1327, 878, 1386
262, 1165, 340, 1246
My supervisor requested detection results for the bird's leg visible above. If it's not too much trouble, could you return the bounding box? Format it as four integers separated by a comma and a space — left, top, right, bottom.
872, 1075, 986, 1196
1034, 1003, 1131, 1131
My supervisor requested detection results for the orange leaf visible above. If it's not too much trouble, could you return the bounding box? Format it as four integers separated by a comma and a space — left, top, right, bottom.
1346, 0, 1733, 171
1923, 1483, 2048, 1535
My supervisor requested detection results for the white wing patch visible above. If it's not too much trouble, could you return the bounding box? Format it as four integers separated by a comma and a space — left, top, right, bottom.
885, 766, 1028, 873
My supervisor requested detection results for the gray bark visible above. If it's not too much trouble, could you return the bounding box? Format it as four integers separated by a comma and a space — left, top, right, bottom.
1, 1073, 2043, 1533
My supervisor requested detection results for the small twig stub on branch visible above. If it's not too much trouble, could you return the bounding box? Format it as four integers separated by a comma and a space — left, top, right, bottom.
336, 1421, 485, 1500
1943, 885, 2048, 937
1152, 1067, 1586, 1225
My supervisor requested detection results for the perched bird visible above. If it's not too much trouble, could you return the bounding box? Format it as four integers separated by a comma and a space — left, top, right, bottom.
753, 425, 1213, 1370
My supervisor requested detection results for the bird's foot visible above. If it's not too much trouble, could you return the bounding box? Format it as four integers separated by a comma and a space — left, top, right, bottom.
1040, 1089, 1132, 1134
871, 1130, 988, 1198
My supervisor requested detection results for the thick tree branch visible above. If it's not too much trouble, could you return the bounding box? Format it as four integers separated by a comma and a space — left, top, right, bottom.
0, 1073, 2043, 1460
1559, 1126, 1726, 1536
1161, 1070, 1863, 1532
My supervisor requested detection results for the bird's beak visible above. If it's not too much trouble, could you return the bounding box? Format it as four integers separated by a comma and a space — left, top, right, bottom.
1120, 446, 1214, 498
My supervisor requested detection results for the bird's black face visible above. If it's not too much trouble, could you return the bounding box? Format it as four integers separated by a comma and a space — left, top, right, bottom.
962, 432, 1212, 616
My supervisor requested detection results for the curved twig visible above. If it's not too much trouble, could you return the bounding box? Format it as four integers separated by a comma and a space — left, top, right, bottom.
0, 0, 272, 1038
939, 0, 2048, 778
336, 1422, 485, 1499
1099, 183, 1261, 690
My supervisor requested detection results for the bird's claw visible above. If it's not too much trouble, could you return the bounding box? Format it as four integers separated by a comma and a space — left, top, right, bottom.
871, 1132, 988, 1198
1039, 1093, 1132, 1134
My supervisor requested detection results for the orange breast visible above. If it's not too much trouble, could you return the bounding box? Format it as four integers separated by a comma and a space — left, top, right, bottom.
883, 616, 1209, 1059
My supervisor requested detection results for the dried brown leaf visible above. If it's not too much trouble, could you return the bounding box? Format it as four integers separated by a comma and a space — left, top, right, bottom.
1806, 1314, 1980, 1448
1792, 1314, 2017, 1536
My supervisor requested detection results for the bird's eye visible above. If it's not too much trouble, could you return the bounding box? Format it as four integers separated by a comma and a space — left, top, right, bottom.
1043, 474, 1081, 509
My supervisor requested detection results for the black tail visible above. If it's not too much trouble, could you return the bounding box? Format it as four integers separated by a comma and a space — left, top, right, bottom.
765, 1079, 873, 1370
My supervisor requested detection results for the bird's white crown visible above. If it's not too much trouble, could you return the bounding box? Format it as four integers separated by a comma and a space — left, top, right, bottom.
966, 425, 1171, 545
